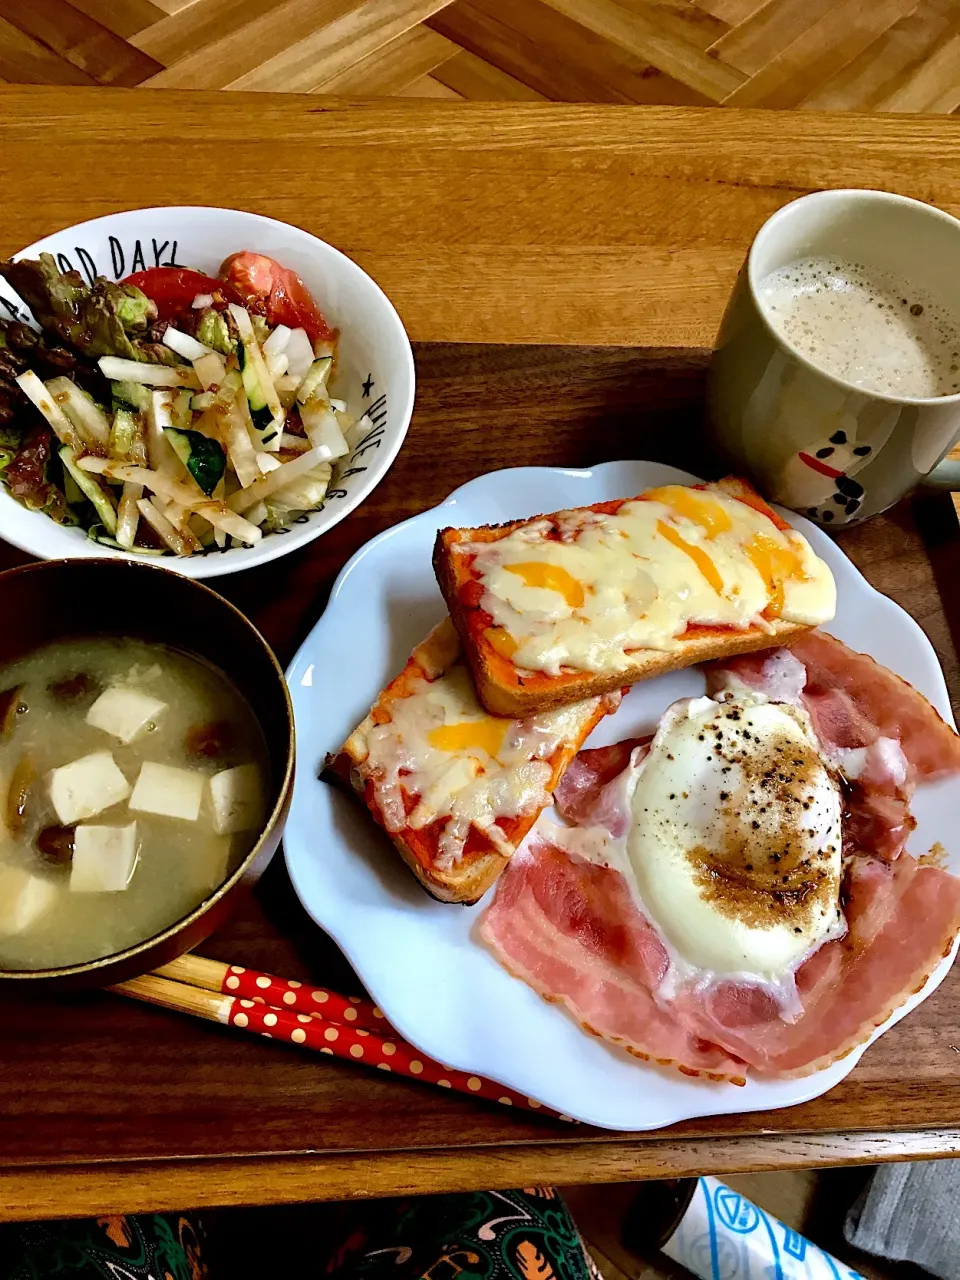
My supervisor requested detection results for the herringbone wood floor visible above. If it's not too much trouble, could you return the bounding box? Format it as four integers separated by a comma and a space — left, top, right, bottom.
2, 0, 960, 109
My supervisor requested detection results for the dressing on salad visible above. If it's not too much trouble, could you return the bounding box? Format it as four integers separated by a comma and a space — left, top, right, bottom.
0, 252, 365, 556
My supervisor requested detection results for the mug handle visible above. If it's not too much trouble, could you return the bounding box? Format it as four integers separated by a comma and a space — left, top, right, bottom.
921, 458, 960, 489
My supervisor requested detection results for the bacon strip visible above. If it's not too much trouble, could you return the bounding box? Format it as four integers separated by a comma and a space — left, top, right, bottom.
707, 632, 960, 781
553, 738, 650, 833
482, 630, 960, 1081
706, 632, 960, 861
481, 836, 748, 1084
669, 854, 960, 1077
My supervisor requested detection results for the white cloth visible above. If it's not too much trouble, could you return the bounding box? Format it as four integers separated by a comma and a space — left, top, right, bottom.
845, 1160, 960, 1279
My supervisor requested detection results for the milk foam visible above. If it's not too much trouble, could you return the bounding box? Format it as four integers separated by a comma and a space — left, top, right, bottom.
757, 256, 960, 399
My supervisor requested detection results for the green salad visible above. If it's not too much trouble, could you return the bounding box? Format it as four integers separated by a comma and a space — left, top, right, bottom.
0, 250, 363, 556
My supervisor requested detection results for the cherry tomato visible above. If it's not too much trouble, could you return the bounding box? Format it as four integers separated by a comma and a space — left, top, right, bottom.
219, 252, 335, 344
122, 268, 239, 322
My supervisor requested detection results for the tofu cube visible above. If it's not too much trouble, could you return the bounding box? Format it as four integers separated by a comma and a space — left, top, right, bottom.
48, 751, 130, 825
70, 822, 139, 892
130, 762, 204, 821
208, 763, 263, 835
0, 865, 58, 936
86, 686, 167, 745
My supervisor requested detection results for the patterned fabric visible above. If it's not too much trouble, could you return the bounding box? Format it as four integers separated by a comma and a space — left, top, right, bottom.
327, 1188, 596, 1280
0, 1213, 206, 1280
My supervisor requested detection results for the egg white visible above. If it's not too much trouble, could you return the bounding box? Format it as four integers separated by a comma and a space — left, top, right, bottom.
627, 695, 844, 982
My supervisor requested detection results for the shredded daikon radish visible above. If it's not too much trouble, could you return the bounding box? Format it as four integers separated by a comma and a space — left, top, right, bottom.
193, 352, 226, 391
163, 328, 213, 362
15, 371, 83, 450
80, 459, 262, 545
116, 482, 143, 549
46, 377, 110, 449
263, 325, 291, 357
137, 498, 192, 556
98, 357, 200, 388
226, 447, 328, 513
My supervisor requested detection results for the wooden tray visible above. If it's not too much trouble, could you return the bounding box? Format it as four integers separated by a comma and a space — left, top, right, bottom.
2, 341, 960, 1220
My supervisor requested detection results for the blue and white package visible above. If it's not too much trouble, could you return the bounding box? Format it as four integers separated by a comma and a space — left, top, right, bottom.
661, 1176, 864, 1280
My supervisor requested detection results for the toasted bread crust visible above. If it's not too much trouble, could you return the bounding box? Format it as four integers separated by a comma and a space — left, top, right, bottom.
324, 751, 510, 904
432, 479, 815, 718
324, 620, 609, 904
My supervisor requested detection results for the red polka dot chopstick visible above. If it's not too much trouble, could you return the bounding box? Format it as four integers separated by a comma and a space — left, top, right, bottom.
109, 954, 568, 1121
156, 953, 386, 1031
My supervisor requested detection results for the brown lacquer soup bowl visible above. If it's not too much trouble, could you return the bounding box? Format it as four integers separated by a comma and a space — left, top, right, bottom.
0, 559, 293, 989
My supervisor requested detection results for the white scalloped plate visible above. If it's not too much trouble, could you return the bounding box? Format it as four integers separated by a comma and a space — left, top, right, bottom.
285, 461, 959, 1130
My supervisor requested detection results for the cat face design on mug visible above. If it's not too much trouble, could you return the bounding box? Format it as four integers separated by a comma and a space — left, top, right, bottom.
776, 416, 895, 526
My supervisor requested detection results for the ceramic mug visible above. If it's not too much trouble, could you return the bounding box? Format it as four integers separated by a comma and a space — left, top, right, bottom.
707, 189, 960, 527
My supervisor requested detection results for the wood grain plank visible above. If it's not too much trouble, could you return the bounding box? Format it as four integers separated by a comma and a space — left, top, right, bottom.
135, 0, 358, 87
313, 26, 457, 94
9, 94, 960, 347
150, 0, 204, 12
132, 0, 285, 62
722, 0, 924, 107
6, 1129, 960, 1223
698, 0, 768, 24
63, 0, 166, 40
708, 0, 838, 75
426, 0, 715, 105
542, 0, 745, 99
0, 14, 98, 83
876, 27, 960, 110
800, 0, 956, 111
432, 48, 547, 99
396, 71, 464, 96
226, 0, 454, 92
612, 0, 729, 52
2, 0, 162, 85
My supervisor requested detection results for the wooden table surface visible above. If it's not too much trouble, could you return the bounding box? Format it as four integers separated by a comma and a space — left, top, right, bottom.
3, 86, 960, 1222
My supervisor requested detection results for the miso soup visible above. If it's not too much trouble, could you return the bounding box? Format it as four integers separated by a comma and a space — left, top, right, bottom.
0, 636, 269, 970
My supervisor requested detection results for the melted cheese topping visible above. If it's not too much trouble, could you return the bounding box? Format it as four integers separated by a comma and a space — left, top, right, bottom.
465, 485, 836, 676
358, 663, 598, 869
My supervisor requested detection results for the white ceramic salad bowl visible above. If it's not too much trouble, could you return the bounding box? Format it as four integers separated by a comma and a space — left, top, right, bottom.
0, 206, 415, 578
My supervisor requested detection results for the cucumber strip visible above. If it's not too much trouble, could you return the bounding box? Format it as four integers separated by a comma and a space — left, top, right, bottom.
163, 427, 226, 496
296, 357, 332, 405
110, 408, 137, 460
59, 446, 118, 535
111, 380, 152, 412
62, 470, 86, 507
242, 359, 267, 411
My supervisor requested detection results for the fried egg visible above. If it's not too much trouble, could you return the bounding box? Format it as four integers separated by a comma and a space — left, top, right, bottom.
627, 695, 844, 982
